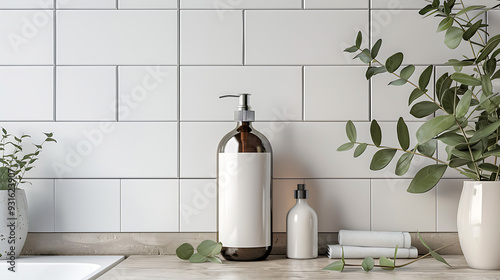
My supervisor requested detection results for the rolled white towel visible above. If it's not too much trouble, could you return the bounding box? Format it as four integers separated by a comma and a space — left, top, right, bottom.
338, 230, 412, 248
327, 245, 418, 259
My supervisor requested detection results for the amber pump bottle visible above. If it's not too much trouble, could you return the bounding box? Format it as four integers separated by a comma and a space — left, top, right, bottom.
217, 93, 273, 261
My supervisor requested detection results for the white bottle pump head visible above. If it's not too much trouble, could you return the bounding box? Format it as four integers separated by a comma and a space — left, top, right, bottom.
219, 93, 255, 122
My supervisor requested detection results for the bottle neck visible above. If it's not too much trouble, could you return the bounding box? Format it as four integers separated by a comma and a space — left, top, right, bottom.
295, 198, 309, 205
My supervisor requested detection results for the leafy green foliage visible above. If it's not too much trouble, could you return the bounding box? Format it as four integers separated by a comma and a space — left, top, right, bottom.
0, 128, 56, 190
338, 0, 500, 193
176, 240, 223, 264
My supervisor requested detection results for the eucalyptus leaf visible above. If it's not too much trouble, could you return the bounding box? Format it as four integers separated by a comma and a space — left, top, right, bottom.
354, 49, 373, 63
419, 4, 434, 15
397, 117, 410, 150
197, 240, 219, 256
419, 65, 433, 90
370, 149, 397, 171
477, 34, 500, 62
456, 5, 485, 16
463, 19, 482, 41
323, 260, 344, 272
445, 59, 474, 67
337, 142, 355, 151
379, 257, 395, 270
437, 17, 454, 32
437, 132, 466, 146
354, 143, 368, 158
346, 120, 357, 143
455, 90, 472, 118
416, 115, 456, 144
417, 140, 437, 157
444, 27, 463, 49
400, 65, 416, 80
207, 256, 223, 264
450, 72, 482, 86
189, 253, 208, 263
371, 39, 382, 58
482, 75, 493, 96
385, 52, 404, 73
371, 120, 382, 147
176, 243, 194, 260
408, 88, 425, 105
366, 66, 387, 79
388, 79, 407, 86
478, 163, 499, 173
430, 251, 452, 267
449, 158, 471, 167
395, 152, 414, 176
407, 164, 447, 193
470, 120, 500, 142
484, 58, 497, 76
344, 45, 359, 53
410, 101, 440, 118
355, 31, 362, 48
361, 257, 375, 272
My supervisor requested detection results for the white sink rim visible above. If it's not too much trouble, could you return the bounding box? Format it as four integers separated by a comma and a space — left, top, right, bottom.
0, 255, 125, 280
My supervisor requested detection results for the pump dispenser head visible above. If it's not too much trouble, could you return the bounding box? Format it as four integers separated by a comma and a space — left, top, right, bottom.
295, 184, 308, 199
219, 93, 255, 122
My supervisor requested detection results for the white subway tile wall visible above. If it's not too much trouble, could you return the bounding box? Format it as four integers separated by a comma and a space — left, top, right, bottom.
3, 1, 492, 234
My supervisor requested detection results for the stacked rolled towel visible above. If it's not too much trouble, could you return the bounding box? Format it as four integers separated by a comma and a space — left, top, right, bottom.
327, 230, 418, 259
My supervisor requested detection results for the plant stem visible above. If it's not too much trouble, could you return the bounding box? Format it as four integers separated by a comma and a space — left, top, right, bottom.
339, 243, 455, 269
455, 119, 481, 179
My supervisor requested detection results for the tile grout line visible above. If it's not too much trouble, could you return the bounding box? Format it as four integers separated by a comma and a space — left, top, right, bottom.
242, 10, 245, 65
177, 0, 181, 232
116, 66, 119, 121
119, 179, 122, 232
369, 179, 372, 231
53, 3, 57, 121
368, 0, 372, 122
302, 66, 305, 121
53, 179, 56, 232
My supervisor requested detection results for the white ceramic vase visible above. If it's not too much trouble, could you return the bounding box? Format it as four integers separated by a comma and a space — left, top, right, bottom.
457, 181, 500, 269
0, 189, 28, 260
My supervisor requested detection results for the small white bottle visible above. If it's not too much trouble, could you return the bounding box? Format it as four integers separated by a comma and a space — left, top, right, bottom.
286, 184, 318, 259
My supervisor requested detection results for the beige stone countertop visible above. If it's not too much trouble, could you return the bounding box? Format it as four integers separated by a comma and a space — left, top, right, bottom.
97, 255, 500, 279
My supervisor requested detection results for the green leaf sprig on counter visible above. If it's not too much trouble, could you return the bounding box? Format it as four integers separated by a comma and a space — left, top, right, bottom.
176, 240, 223, 264
339, 0, 500, 193
0, 128, 56, 190
323, 233, 452, 272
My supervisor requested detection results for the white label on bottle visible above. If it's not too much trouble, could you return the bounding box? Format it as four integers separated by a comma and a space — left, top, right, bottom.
218, 153, 271, 248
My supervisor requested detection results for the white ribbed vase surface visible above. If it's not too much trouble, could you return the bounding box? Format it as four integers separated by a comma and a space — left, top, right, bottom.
457, 181, 500, 270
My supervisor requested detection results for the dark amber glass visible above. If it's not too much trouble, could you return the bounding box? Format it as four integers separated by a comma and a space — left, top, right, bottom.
217, 122, 273, 261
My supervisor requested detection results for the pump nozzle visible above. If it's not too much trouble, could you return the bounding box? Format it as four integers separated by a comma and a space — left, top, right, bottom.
295, 184, 308, 199
219, 93, 255, 122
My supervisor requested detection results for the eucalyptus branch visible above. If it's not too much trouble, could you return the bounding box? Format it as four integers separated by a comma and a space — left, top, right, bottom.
353, 141, 466, 174
370, 57, 443, 109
